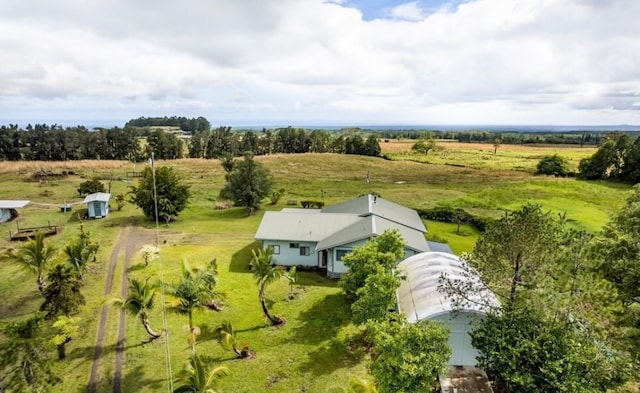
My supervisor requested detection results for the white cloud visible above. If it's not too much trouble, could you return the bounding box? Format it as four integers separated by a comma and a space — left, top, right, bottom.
0, 0, 638, 126
387, 1, 427, 21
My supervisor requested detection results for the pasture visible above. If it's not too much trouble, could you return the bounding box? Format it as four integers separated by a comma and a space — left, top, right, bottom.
0, 143, 631, 393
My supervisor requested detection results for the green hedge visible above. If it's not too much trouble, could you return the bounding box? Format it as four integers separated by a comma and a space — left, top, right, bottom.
416, 207, 492, 232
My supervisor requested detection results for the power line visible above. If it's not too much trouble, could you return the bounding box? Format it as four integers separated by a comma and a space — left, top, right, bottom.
150, 152, 174, 393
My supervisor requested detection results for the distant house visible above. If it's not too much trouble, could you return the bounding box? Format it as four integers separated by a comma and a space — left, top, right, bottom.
396, 252, 499, 366
0, 200, 30, 223
83, 193, 111, 219
254, 194, 430, 278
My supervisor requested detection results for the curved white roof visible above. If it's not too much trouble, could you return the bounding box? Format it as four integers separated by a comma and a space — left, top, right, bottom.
396, 252, 499, 323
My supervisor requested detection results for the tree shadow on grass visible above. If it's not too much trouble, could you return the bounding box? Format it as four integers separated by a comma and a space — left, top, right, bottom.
297, 334, 364, 377
229, 241, 260, 273
289, 293, 351, 345
120, 364, 165, 392
127, 263, 147, 273
68, 340, 145, 362
79, 364, 165, 393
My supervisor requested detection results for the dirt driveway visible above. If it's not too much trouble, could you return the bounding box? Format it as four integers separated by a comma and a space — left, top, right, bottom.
87, 225, 157, 393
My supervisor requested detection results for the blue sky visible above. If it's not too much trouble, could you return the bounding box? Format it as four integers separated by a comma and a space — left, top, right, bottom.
0, 0, 638, 128
340, 0, 466, 21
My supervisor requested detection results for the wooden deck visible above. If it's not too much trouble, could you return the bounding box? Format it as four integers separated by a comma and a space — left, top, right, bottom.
9, 221, 62, 241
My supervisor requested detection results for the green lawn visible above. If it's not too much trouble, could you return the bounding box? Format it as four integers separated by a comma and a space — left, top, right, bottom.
0, 150, 632, 392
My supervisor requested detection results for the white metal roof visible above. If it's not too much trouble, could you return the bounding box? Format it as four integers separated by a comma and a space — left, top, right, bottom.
315, 215, 430, 253
255, 211, 361, 242
0, 200, 30, 209
322, 194, 426, 232
83, 192, 111, 203
396, 252, 499, 323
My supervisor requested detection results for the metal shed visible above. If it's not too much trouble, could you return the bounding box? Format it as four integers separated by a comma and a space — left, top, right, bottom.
0, 200, 30, 223
83, 193, 111, 219
396, 252, 499, 366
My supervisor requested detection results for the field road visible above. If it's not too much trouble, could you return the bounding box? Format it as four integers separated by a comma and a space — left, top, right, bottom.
86, 226, 156, 393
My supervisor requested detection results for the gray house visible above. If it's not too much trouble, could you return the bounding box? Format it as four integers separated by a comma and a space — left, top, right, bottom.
254, 194, 430, 278
83, 193, 111, 219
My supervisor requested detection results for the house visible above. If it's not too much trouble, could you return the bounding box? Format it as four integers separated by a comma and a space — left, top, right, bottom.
83, 193, 111, 219
396, 251, 499, 366
0, 200, 30, 223
254, 194, 430, 278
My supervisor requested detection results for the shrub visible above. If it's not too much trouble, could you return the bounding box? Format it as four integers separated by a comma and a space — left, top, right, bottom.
417, 206, 492, 232
77, 177, 105, 196
535, 154, 569, 176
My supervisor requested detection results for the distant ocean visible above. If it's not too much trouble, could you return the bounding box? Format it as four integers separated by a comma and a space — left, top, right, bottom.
227, 124, 640, 132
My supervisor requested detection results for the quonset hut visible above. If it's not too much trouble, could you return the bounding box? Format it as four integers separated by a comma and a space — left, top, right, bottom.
396, 251, 499, 366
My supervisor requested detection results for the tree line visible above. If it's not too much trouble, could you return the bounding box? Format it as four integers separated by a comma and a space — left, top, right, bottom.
0, 123, 381, 161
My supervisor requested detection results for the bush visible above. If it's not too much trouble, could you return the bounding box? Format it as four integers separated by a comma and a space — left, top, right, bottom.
535, 154, 569, 176
77, 177, 105, 196
416, 206, 492, 232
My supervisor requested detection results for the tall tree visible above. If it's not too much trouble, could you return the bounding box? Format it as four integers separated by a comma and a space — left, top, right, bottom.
340, 229, 405, 302
446, 204, 559, 310
62, 225, 99, 279
471, 305, 631, 393
173, 355, 230, 393
40, 265, 85, 319
130, 165, 190, 223
250, 247, 284, 325
107, 277, 163, 340
222, 152, 272, 214
2, 231, 57, 295
351, 265, 403, 325
367, 316, 450, 393
0, 313, 60, 391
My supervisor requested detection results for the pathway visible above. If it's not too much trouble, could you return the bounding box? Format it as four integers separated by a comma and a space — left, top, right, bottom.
87, 226, 156, 393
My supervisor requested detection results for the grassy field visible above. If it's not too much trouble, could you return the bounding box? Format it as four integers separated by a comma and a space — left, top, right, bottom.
381, 139, 596, 172
0, 143, 632, 393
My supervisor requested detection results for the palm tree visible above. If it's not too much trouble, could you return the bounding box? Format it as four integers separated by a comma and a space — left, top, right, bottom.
173, 355, 230, 393
107, 277, 162, 340
250, 247, 284, 325
213, 320, 252, 359
167, 260, 225, 354
285, 265, 297, 300
62, 225, 99, 279
2, 231, 56, 294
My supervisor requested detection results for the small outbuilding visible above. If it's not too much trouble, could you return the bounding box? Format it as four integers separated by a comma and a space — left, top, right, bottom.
0, 200, 30, 223
83, 193, 111, 219
396, 251, 499, 366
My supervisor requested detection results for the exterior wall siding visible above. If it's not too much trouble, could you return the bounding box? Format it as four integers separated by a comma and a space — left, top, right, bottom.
262, 240, 319, 267
87, 201, 109, 218
430, 312, 484, 366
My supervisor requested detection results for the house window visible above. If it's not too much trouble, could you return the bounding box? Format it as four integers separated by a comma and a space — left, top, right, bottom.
270, 245, 280, 254
300, 246, 310, 256
336, 249, 351, 261
289, 242, 300, 248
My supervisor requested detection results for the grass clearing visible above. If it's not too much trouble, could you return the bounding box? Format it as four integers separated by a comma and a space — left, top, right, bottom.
0, 146, 632, 392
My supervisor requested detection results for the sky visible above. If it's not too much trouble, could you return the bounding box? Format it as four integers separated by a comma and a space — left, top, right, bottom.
0, 0, 639, 128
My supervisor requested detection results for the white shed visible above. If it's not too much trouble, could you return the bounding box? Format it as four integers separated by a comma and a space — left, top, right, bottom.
396, 252, 499, 366
0, 200, 30, 223
83, 193, 111, 219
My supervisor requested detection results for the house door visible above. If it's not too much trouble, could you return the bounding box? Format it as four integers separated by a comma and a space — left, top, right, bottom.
93, 202, 103, 217
318, 250, 327, 267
